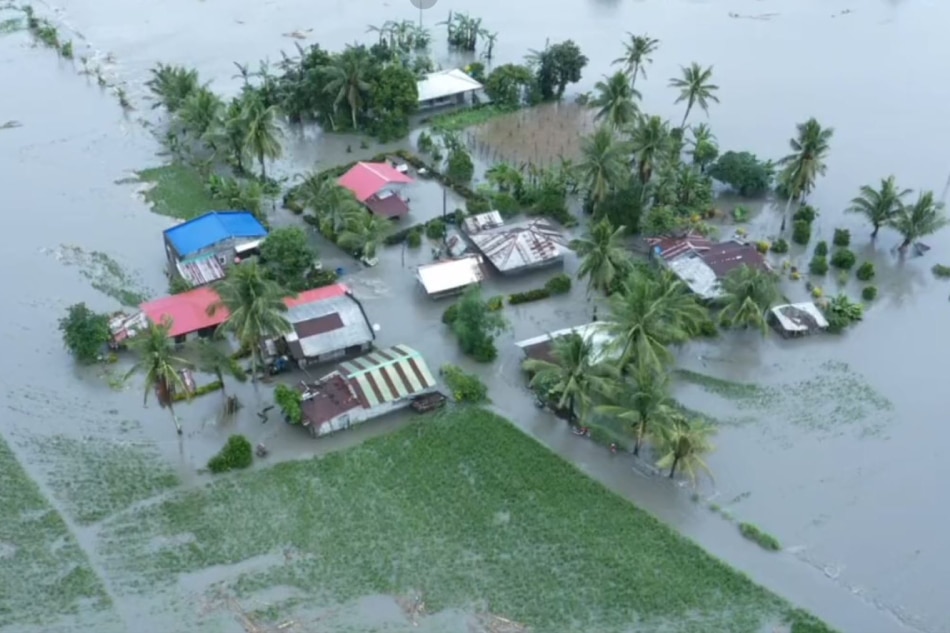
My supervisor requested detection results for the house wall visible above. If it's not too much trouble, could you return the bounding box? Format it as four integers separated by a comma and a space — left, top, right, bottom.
164, 237, 247, 278
312, 398, 411, 437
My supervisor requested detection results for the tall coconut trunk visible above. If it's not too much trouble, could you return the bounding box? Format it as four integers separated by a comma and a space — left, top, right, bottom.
633, 420, 645, 456
900, 236, 912, 250
668, 455, 680, 478
258, 149, 267, 180
168, 402, 182, 435
781, 194, 795, 233
679, 100, 693, 129
871, 224, 881, 239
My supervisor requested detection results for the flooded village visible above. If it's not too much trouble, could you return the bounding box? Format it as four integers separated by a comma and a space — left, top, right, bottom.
2, 1, 949, 633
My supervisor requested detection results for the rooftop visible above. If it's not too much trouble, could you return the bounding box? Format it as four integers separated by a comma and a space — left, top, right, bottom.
468, 219, 567, 273
164, 211, 268, 258
363, 190, 410, 218
462, 211, 504, 235
646, 232, 714, 261
416, 69, 483, 103
770, 302, 829, 334
337, 162, 413, 202
667, 252, 723, 300
284, 293, 375, 359
416, 255, 484, 296
300, 374, 361, 428
337, 344, 437, 408
515, 322, 618, 365
700, 241, 769, 277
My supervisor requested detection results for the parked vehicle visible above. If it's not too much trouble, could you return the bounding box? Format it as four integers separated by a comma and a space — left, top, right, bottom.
411, 392, 447, 413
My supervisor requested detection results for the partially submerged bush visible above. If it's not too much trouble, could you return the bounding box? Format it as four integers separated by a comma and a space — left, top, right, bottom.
861, 285, 878, 301
830, 248, 856, 270
274, 383, 303, 424
832, 228, 851, 247
823, 294, 864, 333
855, 262, 875, 281
770, 238, 789, 254
59, 303, 111, 364
440, 364, 488, 403
425, 219, 446, 240
544, 273, 572, 295
792, 205, 817, 224
932, 263, 950, 279
466, 194, 492, 215
172, 380, 222, 402
207, 435, 253, 473
792, 220, 811, 245
755, 240, 770, 254
442, 303, 459, 325
509, 288, 551, 305
808, 256, 828, 276
813, 241, 828, 257
738, 522, 781, 551
486, 295, 504, 311
406, 229, 423, 248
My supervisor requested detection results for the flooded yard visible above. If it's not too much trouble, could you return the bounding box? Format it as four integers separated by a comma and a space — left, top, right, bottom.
3, 0, 950, 632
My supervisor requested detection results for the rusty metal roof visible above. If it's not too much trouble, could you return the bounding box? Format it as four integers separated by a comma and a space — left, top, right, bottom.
468, 219, 566, 272
337, 345, 436, 408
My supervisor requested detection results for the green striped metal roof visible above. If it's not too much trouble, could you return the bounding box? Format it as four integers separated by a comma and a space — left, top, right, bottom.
338, 344, 436, 408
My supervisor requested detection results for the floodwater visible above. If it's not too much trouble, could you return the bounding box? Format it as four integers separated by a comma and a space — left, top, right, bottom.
2, 0, 950, 632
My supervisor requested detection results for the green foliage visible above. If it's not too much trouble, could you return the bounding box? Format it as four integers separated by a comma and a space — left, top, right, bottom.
738, 523, 781, 551
707, 151, 774, 197
832, 228, 851, 247
823, 294, 864, 333
206, 435, 253, 473
146, 63, 200, 113
58, 303, 111, 364
406, 229, 422, 248
830, 248, 856, 270
808, 256, 828, 276
425, 219, 446, 240
792, 205, 818, 224
791, 220, 811, 245
442, 303, 459, 325
533, 40, 589, 100
446, 148, 475, 183
855, 262, 875, 281
484, 63, 535, 108
544, 273, 572, 295
171, 380, 223, 402
466, 194, 492, 215
137, 163, 225, 220
642, 205, 679, 237
259, 227, 316, 291
168, 275, 193, 294
440, 365, 489, 403
365, 63, 419, 141
770, 238, 789, 254
486, 295, 504, 311
430, 105, 512, 132
813, 241, 828, 257
274, 383, 303, 424
787, 609, 839, 633
451, 287, 507, 362
509, 288, 552, 305
417, 131, 435, 153
861, 285, 878, 301
931, 263, 950, 278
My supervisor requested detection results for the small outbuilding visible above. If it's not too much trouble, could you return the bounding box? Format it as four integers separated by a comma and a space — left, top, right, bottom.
462, 211, 504, 234
416, 69, 484, 110
299, 344, 439, 437
769, 302, 829, 338
337, 162, 414, 219
163, 211, 268, 286
515, 322, 618, 365
466, 218, 567, 275
416, 255, 485, 299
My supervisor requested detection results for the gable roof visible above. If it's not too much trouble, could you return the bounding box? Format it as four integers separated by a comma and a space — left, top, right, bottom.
164, 211, 268, 258
417, 69, 484, 102
646, 232, 714, 261
337, 162, 413, 202
699, 241, 769, 277
337, 345, 436, 408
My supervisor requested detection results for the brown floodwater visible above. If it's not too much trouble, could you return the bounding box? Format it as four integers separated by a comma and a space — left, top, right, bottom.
2, 0, 950, 632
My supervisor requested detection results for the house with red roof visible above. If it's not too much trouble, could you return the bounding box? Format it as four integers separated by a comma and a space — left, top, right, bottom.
337, 161, 414, 218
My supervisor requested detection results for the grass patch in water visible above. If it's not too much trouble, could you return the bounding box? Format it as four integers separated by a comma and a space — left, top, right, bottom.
99, 407, 831, 633
428, 105, 517, 132
931, 263, 950, 279
738, 522, 781, 552
137, 163, 223, 220
0, 436, 111, 627
25, 434, 179, 525
0, 16, 23, 33
55, 245, 151, 307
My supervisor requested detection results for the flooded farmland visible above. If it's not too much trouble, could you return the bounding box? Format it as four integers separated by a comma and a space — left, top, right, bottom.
2, 0, 950, 632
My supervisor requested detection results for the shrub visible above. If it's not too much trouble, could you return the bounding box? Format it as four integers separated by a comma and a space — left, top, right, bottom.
855, 262, 875, 281
442, 303, 459, 325
792, 205, 817, 224
425, 219, 446, 240
274, 383, 303, 424
755, 240, 770, 254
509, 288, 551, 305
486, 295, 504, 311
808, 256, 828, 275
169, 275, 193, 294
466, 194, 491, 215
738, 522, 781, 551
384, 223, 424, 245
544, 273, 572, 295
813, 241, 828, 257
58, 303, 112, 364
406, 229, 422, 248
492, 192, 519, 217
172, 380, 223, 402
792, 220, 811, 245
770, 238, 789, 254
830, 248, 856, 270
207, 435, 253, 473
832, 228, 851, 247
861, 285, 878, 301
446, 148, 475, 183
440, 364, 488, 403
823, 294, 864, 333
932, 263, 950, 279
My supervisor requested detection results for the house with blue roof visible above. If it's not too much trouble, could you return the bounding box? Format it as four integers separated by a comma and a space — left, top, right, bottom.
163, 211, 268, 286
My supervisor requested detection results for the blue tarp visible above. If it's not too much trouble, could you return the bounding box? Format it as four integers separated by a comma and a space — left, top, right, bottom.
164, 211, 268, 258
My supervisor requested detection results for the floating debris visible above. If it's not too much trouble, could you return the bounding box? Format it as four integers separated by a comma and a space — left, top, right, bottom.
0, 119, 21, 130
48, 244, 151, 307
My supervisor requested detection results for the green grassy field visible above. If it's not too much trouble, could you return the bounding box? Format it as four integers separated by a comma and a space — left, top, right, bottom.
98, 407, 830, 632
137, 163, 222, 219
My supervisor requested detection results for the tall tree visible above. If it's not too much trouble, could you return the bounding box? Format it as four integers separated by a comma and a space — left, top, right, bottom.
717, 266, 780, 333
451, 286, 508, 362
597, 359, 673, 456
193, 338, 247, 401
669, 63, 719, 128
778, 118, 834, 230
176, 86, 224, 148
577, 126, 630, 209
846, 176, 912, 239
688, 123, 719, 173
570, 218, 631, 294
241, 95, 283, 180
628, 115, 670, 184
612, 33, 659, 90
208, 262, 294, 379
259, 226, 317, 291
655, 416, 716, 482
590, 71, 640, 129
523, 332, 609, 423
889, 191, 949, 250
125, 320, 191, 435
606, 268, 706, 370
337, 212, 392, 262
321, 46, 372, 130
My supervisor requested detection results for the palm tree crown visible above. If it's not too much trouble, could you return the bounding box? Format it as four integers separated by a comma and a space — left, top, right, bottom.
570, 218, 631, 294
597, 359, 673, 455
577, 126, 630, 208
523, 332, 610, 421
716, 266, 780, 333
846, 176, 912, 239
241, 96, 283, 179
125, 319, 191, 435
779, 118, 834, 201
655, 416, 716, 483
889, 190, 949, 250
321, 46, 372, 130
590, 71, 640, 129
612, 33, 659, 89
669, 63, 719, 128
629, 115, 671, 184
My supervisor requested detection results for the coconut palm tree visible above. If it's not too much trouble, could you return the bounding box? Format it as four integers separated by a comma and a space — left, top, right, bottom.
485, 163, 524, 194
628, 115, 670, 184
523, 332, 610, 423
846, 176, 912, 240
778, 118, 834, 230
673, 166, 712, 212
193, 337, 247, 401
606, 268, 707, 370
889, 190, 949, 251
688, 123, 719, 172
590, 72, 640, 129
146, 63, 200, 113
717, 266, 780, 333
669, 62, 719, 129
176, 86, 224, 147
570, 218, 631, 294
577, 126, 630, 209
241, 96, 283, 180
597, 359, 673, 456
337, 212, 392, 261
655, 415, 716, 483
125, 319, 191, 435
321, 46, 372, 130
208, 262, 294, 379
612, 33, 659, 90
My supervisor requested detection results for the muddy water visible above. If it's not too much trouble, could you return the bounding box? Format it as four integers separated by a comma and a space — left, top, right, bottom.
2, 0, 950, 632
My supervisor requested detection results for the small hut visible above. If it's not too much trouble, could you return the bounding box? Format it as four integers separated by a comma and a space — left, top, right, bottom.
769, 302, 829, 338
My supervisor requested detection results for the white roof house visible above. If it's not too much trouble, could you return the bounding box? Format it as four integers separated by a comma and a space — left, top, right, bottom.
417, 69, 483, 106
769, 302, 829, 338
462, 211, 504, 235
515, 322, 620, 365
666, 252, 722, 300
468, 219, 567, 274
416, 255, 485, 299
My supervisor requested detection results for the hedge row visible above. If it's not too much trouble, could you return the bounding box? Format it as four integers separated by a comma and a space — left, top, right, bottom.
508, 273, 572, 305
172, 380, 223, 402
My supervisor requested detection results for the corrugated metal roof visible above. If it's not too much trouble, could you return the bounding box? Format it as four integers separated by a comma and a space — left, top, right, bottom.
462, 211, 504, 234
283, 294, 375, 359
645, 232, 713, 261
338, 345, 436, 408
468, 219, 566, 273
417, 69, 483, 102
164, 211, 268, 258
337, 162, 413, 202
416, 255, 484, 295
